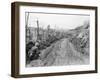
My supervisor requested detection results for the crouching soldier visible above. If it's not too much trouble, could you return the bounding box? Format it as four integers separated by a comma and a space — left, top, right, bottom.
28, 41, 40, 61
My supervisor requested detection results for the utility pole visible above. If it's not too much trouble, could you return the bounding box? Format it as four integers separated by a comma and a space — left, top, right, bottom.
26, 12, 29, 28
26, 12, 30, 43
36, 19, 40, 41
47, 25, 50, 36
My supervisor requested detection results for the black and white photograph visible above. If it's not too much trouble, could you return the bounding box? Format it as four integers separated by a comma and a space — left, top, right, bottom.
11, 2, 97, 77
25, 12, 90, 67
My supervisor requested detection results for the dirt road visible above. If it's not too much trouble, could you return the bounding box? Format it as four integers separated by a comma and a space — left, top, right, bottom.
27, 38, 89, 67
52, 38, 89, 66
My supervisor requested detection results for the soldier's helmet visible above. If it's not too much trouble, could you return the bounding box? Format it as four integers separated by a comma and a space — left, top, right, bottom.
35, 41, 40, 47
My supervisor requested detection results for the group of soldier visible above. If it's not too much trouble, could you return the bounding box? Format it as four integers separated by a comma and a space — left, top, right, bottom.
26, 40, 41, 63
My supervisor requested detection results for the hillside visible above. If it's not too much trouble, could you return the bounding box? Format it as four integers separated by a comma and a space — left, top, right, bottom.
69, 22, 90, 55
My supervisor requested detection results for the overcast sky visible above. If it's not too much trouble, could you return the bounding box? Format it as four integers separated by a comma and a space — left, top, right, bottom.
26, 12, 90, 30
